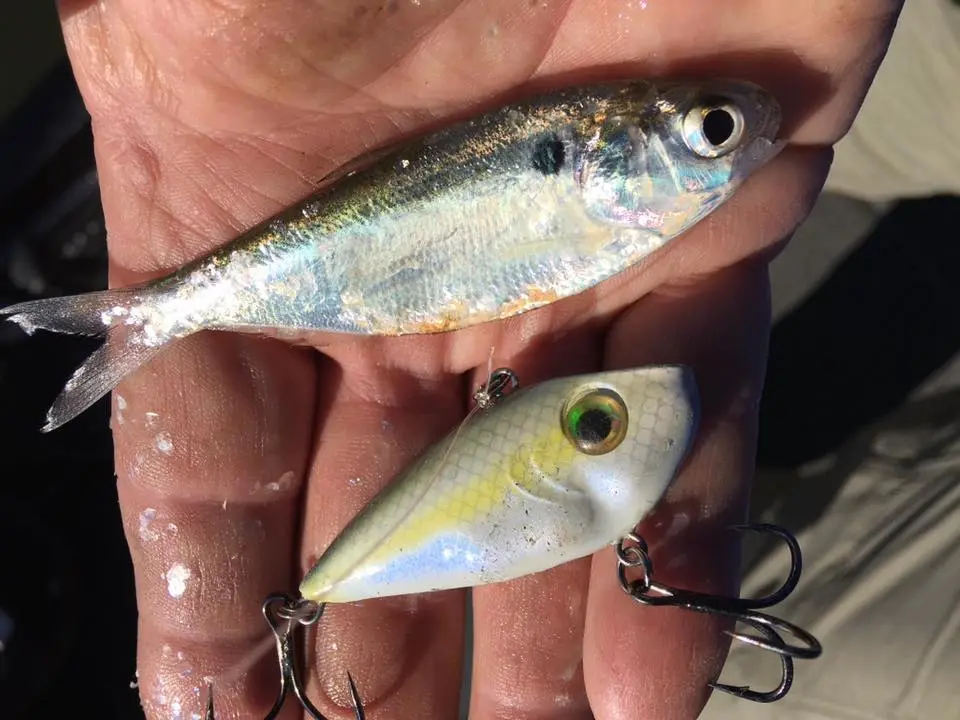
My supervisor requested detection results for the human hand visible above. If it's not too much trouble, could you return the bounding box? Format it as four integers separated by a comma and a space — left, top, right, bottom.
58, 1, 901, 717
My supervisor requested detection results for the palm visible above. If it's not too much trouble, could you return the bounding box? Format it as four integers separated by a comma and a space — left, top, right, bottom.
59, 1, 900, 717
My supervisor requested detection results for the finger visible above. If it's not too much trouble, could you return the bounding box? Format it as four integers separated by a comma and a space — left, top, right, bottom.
583, 260, 772, 720
113, 331, 316, 718
465, 327, 604, 720
543, 0, 903, 143
299, 350, 468, 718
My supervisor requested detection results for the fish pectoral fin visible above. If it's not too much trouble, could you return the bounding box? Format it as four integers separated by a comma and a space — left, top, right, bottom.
311, 142, 402, 192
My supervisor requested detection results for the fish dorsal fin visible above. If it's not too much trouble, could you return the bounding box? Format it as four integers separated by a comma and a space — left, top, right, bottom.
312, 141, 403, 191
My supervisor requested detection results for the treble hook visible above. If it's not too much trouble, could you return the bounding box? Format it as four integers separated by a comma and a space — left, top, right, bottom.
204, 592, 364, 719
614, 522, 823, 703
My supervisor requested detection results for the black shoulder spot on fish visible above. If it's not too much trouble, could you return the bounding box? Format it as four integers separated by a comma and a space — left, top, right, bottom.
531, 134, 565, 175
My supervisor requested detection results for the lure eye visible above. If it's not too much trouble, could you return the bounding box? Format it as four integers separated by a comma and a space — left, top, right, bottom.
682, 99, 745, 158
562, 387, 629, 455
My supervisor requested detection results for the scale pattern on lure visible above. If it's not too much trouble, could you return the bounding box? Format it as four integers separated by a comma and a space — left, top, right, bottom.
0, 79, 782, 432
300, 365, 699, 603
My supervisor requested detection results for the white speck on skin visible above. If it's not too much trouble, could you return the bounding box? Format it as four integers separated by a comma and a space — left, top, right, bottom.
554, 692, 574, 707
348, 476, 362, 487
139, 508, 159, 542
156, 432, 174, 455
559, 659, 579, 682
664, 512, 690, 540
615, 0, 649, 29
222, 499, 228, 511
176, 649, 194, 678
130, 452, 147, 477
115, 394, 126, 424
402, 595, 422, 614
264, 470, 295, 493
139, 509, 178, 542
145, 670, 195, 720
145, 411, 160, 428
165, 563, 192, 598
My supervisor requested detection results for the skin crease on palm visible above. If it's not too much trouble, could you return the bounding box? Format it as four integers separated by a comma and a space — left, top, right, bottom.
53, 1, 902, 718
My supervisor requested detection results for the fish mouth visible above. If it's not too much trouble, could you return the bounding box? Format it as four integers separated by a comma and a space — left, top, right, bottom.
735, 98, 786, 178
756, 96, 783, 143
738, 135, 788, 178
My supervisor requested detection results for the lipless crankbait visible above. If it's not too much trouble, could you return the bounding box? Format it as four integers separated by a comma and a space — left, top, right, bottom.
203, 367, 821, 719
1, 79, 783, 431
299, 364, 700, 602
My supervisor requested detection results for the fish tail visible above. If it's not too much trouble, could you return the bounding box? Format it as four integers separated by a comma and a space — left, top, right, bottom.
1, 287, 171, 432
1, 287, 142, 337
40, 326, 165, 432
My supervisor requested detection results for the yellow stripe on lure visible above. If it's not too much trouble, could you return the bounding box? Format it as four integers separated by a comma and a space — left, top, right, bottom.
300, 365, 699, 604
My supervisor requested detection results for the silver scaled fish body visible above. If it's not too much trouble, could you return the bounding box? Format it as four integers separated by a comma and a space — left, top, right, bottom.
0, 80, 781, 431
300, 365, 699, 603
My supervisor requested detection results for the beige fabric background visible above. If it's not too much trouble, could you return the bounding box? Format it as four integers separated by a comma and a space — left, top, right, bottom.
826, 0, 960, 201
701, 3, 960, 717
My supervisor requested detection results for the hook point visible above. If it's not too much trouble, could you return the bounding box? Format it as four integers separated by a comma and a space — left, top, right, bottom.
346, 671, 365, 720
204, 682, 215, 720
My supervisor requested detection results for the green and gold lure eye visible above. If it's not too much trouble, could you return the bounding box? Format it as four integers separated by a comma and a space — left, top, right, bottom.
562, 387, 629, 455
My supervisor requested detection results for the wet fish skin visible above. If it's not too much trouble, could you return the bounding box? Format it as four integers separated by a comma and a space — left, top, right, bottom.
299, 364, 700, 603
1, 80, 781, 431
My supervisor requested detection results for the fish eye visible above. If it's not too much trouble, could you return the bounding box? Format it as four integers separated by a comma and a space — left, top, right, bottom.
682, 100, 745, 158
561, 387, 629, 455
